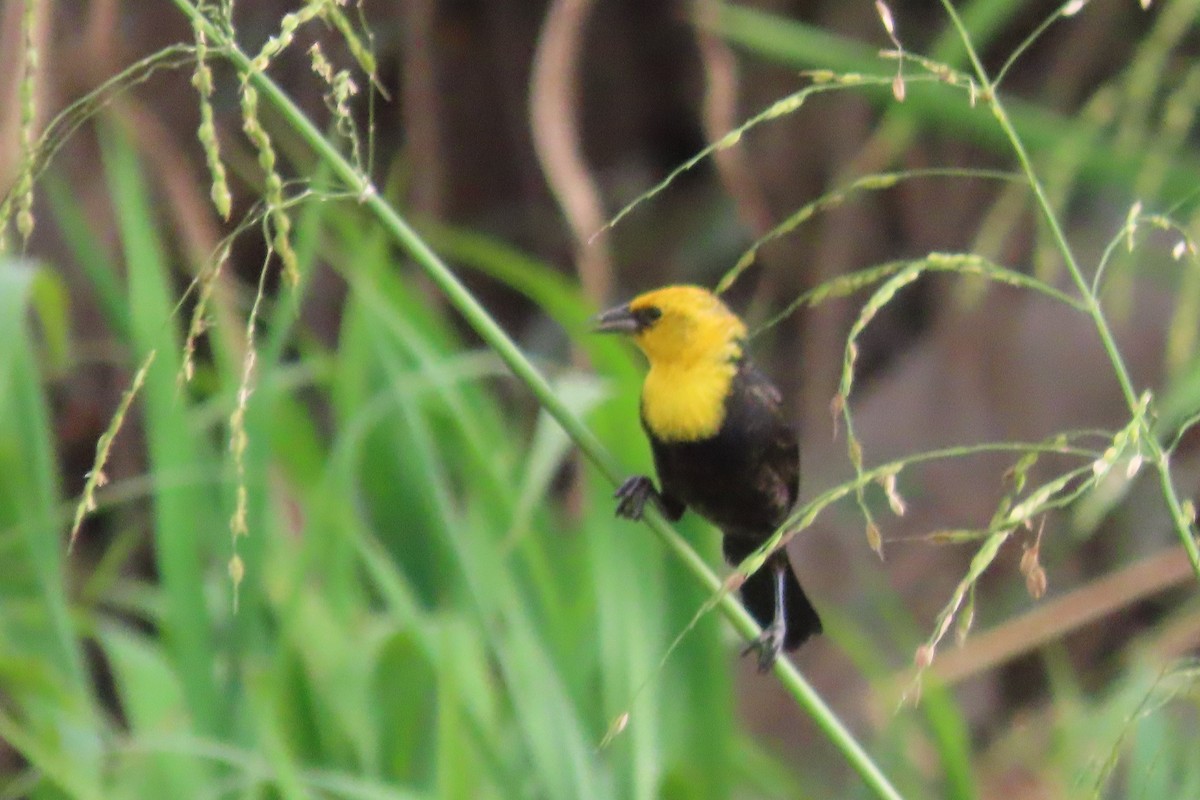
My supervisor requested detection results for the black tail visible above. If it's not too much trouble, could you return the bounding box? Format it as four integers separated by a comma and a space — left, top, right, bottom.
722, 536, 822, 650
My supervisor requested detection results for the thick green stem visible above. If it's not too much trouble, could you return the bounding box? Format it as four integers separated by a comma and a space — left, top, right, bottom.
167, 2, 905, 797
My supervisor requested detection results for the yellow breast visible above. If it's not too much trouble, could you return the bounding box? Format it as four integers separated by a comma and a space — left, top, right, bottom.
641, 358, 736, 442
618, 284, 747, 442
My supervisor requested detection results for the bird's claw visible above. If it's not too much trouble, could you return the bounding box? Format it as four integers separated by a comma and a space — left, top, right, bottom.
741, 618, 786, 673
614, 475, 656, 520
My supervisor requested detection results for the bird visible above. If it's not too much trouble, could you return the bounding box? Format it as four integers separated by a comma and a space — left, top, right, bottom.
593, 284, 821, 670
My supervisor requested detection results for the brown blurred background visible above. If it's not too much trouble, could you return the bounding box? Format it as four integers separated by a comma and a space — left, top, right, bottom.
3, 0, 1198, 790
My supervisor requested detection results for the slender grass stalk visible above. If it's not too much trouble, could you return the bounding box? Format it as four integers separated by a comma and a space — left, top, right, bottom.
937, 0, 1200, 583
167, 1, 903, 796
101, 127, 224, 736
709, 3, 1200, 201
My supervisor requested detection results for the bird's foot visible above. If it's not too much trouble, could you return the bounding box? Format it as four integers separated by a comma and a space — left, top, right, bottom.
741, 618, 786, 673
614, 475, 657, 520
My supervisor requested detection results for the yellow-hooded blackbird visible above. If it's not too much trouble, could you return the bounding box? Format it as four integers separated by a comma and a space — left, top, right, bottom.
594, 285, 821, 670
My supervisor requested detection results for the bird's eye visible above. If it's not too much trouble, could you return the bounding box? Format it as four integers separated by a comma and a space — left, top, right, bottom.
635, 306, 662, 328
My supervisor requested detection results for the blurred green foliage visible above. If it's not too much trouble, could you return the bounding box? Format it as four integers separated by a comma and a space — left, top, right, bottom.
3, 1, 1200, 798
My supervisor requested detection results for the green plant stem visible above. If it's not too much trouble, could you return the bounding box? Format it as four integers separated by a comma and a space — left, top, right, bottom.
938, 0, 1200, 582
167, 2, 905, 798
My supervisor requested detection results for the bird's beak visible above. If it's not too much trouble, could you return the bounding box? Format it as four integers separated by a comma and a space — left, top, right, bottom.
592, 303, 640, 334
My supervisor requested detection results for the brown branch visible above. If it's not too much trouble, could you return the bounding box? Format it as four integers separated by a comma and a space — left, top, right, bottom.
694, 0, 773, 239
893, 545, 1196, 691
529, 0, 613, 306
400, 0, 444, 220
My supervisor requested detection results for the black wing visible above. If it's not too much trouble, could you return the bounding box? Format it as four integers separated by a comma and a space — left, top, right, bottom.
738, 364, 800, 521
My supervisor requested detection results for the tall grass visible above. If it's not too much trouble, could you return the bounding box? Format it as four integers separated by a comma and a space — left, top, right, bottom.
1, 1, 1199, 798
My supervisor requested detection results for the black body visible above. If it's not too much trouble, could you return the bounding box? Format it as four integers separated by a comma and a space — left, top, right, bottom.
643, 359, 821, 654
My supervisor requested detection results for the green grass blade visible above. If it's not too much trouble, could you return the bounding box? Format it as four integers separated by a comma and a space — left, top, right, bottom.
0, 259, 104, 798
99, 125, 224, 735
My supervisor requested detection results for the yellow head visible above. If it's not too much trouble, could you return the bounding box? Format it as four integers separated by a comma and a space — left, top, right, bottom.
593, 285, 747, 366
594, 285, 747, 441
